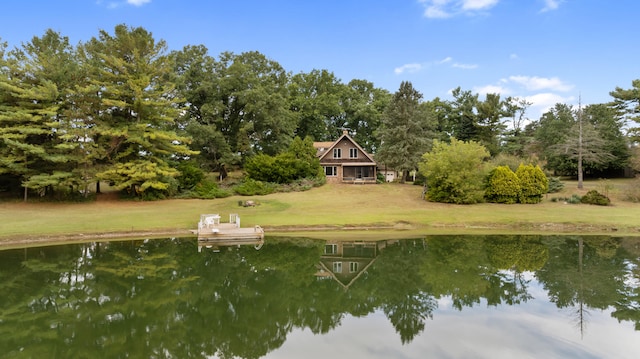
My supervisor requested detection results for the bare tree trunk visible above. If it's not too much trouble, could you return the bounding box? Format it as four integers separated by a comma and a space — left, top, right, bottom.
577, 97, 584, 189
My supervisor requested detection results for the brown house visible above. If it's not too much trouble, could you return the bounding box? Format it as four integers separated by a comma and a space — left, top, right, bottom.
314, 130, 377, 184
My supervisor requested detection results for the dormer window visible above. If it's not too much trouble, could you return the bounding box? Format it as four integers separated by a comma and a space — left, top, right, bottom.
349, 148, 358, 158
333, 148, 341, 158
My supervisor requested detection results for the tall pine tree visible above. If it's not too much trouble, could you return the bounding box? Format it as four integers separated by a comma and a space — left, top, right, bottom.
0, 38, 60, 200
375, 81, 432, 182
82, 25, 196, 196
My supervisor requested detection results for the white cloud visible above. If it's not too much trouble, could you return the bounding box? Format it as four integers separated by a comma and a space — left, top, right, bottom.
452, 62, 478, 69
394, 63, 424, 74
127, 0, 151, 6
525, 92, 575, 119
425, 6, 452, 18
97, 0, 151, 8
462, 0, 499, 10
419, 0, 500, 18
474, 84, 510, 95
540, 0, 561, 12
507, 75, 573, 92
419, 0, 560, 18
394, 56, 476, 75
473, 75, 575, 120
510, 53, 519, 60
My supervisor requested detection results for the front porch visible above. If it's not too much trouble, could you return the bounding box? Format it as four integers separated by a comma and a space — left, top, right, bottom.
341, 165, 376, 184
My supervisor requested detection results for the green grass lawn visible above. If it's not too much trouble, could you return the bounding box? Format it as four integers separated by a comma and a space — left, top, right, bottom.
1, 178, 639, 245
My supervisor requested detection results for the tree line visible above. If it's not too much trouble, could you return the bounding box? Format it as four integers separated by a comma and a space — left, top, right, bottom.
1, 24, 639, 200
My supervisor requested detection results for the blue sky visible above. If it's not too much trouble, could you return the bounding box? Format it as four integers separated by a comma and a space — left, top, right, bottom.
1, 0, 638, 120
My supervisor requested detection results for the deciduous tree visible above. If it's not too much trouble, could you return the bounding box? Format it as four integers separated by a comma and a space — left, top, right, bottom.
289, 69, 346, 142
171, 45, 234, 174
419, 138, 490, 204
342, 79, 390, 153
212, 51, 296, 157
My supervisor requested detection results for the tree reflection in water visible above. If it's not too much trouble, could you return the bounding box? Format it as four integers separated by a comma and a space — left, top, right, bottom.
0, 235, 638, 358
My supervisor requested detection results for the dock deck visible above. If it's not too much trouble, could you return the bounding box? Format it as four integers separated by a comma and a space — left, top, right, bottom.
194, 214, 265, 241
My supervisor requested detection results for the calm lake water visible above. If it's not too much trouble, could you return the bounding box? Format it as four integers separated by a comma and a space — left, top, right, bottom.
1, 235, 639, 358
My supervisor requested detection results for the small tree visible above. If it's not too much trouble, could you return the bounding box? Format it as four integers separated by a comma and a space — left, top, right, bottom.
419, 139, 490, 204
485, 166, 520, 204
516, 164, 548, 204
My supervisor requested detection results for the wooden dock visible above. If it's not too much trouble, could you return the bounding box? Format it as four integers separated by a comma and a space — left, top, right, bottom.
193, 214, 264, 241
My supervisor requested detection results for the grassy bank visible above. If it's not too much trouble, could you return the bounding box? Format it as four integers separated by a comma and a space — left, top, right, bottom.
1, 179, 639, 246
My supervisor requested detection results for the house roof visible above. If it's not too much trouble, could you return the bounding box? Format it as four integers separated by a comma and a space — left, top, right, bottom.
313, 130, 375, 164
313, 141, 334, 157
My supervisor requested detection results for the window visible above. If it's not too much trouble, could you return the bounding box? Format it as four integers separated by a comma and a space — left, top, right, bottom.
333, 148, 341, 158
349, 262, 359, 273
349, 148, 358, 158
333, 262, 342, 273
324, 166, 337, 176
324, 244, 337, 254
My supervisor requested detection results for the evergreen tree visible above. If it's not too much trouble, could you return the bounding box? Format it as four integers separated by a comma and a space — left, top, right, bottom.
26, 30, 95, 196
515, 164, 548, 204
610, 79, 640, 142
0, 38, 60, 200
485, 165, 520, 204
375, 81, 432, 182
83, 24, 196, 196
446, 87, 479, 143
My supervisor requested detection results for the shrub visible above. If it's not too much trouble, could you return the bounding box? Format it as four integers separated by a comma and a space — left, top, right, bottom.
176, 161, 205, 191
244, 154, 277, 182
192, 179, 232, 199
233, 178, 276, 196
485, 166, 520, 204
516, 164, 548, 204
547, 177, 564, 193
278, 177, 326, 192
567, 194, 582, 204
245, 152, 323, 184
245, 136, 323, 184
551, 195, 582, 204
580, 190, 611, 206
136, 176, 179, 201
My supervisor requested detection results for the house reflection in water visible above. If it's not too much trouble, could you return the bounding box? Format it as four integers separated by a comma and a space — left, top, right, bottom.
316, 240, 395, 289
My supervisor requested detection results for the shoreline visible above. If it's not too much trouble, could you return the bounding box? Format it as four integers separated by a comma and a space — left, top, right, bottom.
1, 221, 636, 250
